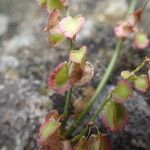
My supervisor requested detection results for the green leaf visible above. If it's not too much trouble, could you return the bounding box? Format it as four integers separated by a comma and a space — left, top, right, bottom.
134, 75, 149, 93
102, 101, 128, 131
69, 46, 87, 64
39, 120, 60, 141
48, 62, 71, 94
47, 0, 63, 11
112, 80, 133, 103
49, 33, 65, 47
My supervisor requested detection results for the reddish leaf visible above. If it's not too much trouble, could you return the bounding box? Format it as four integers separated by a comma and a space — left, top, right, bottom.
102, 101, 128, 131
48, 61, 72, 94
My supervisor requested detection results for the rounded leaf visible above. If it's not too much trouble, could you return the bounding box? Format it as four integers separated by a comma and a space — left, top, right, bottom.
59, 16, 85, 39
47, 0, 64, 11
48, 61, 72, 94
134, 75, 150, 93
75, 61, 94, 86
102, 101, 128, 131
112, 80, 133, 103
39, 120, 61, 143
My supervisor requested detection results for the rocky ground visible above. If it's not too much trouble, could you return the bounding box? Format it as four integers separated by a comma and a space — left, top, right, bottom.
0, 0, 150, 150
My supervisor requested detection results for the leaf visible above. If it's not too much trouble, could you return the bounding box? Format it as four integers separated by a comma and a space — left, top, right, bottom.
47, 0, 64, 11
87, 134, 111, 150
69, 46, 87, 64
48, 61, 72, 94
134, 75, 150, 93
44, 9, 61, 32
59, 16, 85, 38
39, 120, 61, 143
49, 33, 65, 46
112, 80, 133, 103
134, 32, 149, 49
75, 61, 94, 86
102, 101, 128, 131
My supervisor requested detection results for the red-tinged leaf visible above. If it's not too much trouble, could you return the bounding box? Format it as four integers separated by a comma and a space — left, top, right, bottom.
59, 16, 85, 39
87, 134, 111, 150
44, 9, 61, 32
48, 33, 65, 47
45, 110, 59, 122
48, 61, 72, 94
75, 61, 94, 86
39, 120, 61, 143
134, 75, 150, 93
69, 46, 87, 64
47, 0, 64, 11
134, 32, 149, 49
73, 136, 87, 150
101, 101, 128, 131
112, 80, 133, 103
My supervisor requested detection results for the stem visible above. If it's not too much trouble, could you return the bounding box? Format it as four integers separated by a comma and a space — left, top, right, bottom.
64, 0, 138, 138
70, 95, 112, 143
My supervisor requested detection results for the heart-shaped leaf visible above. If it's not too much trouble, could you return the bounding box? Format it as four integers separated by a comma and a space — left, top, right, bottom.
102, 101, 128, 131
134, 75, 150, 93
87, 134, 111, 150
59, 16, 85, 39
112, 80, 133, 103
48, 61, 71, 94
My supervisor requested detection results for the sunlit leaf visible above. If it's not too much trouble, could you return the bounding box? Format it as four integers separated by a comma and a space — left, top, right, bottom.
102, 101, 128, 131
48, 61, 71, 94
134, 75, 150, 93
59, 16, 85, 38
112, 80, 133, 103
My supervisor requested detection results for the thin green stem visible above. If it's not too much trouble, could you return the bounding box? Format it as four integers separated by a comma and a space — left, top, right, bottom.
70, 95, 112, 143
64, 0, 138, 138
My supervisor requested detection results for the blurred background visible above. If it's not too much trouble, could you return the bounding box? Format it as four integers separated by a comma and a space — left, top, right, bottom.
0, 0, 150, 149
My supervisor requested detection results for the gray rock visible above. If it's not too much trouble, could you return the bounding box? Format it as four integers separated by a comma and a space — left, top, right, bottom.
0, 14, 9, 36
